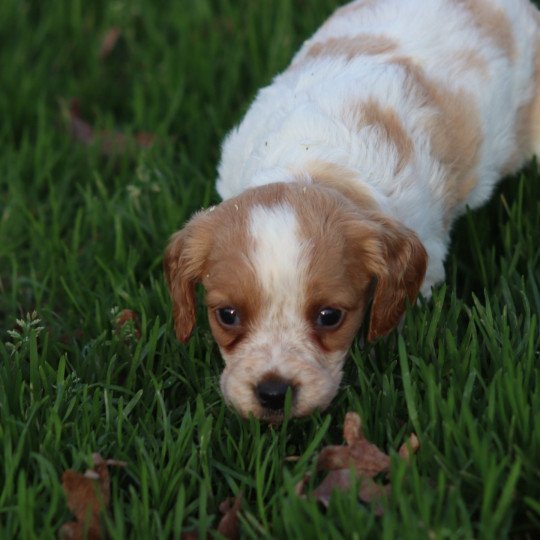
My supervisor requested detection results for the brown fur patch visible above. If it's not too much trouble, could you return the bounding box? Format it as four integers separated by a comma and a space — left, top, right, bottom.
348, 99, 414, 174
204, 255, 262, 353
452, 48, 489, 77
301, 160, 380, 212
164, 213, 215, 342
164, 196, 263, 345
304, 34, 397, 62
390, 56, 483, 219
331, 0, 379, 20
353, 214, 427, 341
283, 182, 425, 346
453, 0, 516, 60
530, 43, 540, 160
293, 190, 373, 352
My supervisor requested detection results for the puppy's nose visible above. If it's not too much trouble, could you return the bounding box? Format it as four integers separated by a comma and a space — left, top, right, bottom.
255, 378, 294, 411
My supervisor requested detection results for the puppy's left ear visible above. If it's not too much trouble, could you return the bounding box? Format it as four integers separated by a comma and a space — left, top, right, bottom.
164, 212, 213, 343
366, 216, 427, 341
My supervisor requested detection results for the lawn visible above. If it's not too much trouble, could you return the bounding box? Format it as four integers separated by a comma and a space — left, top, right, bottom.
1, 0, 539, 538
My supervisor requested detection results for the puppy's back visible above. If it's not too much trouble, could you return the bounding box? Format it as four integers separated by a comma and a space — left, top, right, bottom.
217, 0, 540, 213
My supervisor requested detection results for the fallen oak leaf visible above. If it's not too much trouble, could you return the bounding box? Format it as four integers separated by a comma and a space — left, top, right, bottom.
100, 27, 121, 59
97, 130, 155, 157
317, 412, 390, 477
357, 477, 391, 516
311, 469, 351, 507
300, 468, 391, 516
398, 433, 420, 464
297, 412, 419, 515
216, 494, 242, 540
134, 132, 156, 149
113, 308, 141, 341
66, 99, 93, 146
180, 493, 242, 540
60, 471, 102, 540
294, 473, 311, 497
59, 453, 126, 540
63, 99, 156, 157
343, 408, 362, 444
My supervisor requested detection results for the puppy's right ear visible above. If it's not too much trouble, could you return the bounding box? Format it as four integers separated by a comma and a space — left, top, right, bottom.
164, 212, 213, 343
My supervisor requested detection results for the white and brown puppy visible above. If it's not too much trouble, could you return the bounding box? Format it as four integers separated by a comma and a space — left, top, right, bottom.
165, 0, 540, 421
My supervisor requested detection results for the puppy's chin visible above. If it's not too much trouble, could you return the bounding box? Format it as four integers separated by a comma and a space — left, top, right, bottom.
259, 409, 285, 425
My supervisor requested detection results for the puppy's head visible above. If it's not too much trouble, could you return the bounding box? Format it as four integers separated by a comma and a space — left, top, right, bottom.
164, 183, 426, 421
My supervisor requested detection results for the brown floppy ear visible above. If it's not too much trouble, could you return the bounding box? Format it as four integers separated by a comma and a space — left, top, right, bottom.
366, 216, 427, 341
163, 212, 213, 343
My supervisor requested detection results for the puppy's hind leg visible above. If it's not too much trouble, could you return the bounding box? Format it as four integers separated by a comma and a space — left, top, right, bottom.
529, 96, 540, 165
527, 37, 540, 165
505, 30, 540, 174
505, 92, 540, 175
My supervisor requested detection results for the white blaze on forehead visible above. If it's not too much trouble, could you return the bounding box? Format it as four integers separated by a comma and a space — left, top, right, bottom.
248, 204, 307, 318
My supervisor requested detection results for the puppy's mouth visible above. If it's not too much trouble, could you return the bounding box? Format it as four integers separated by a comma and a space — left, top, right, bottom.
259, 408, 286, 424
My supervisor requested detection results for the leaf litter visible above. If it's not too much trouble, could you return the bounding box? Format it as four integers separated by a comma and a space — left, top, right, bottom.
58, 413, 416, 537
62, 99, 156, 157
99, 27, 122, 60
59, 453, 126, 540
59, 452, 241, 539
181, 494, 242, 540
112, 308, 141, 342
296, 412, 419, 515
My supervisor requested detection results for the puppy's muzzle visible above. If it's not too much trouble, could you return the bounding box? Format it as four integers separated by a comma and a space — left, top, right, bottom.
255, 376, 296, 411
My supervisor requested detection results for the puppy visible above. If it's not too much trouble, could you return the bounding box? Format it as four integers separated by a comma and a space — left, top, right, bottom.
165, 0, 540, 422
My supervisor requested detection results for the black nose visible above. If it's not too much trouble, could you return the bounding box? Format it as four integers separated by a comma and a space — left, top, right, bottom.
255, 378, 294, 411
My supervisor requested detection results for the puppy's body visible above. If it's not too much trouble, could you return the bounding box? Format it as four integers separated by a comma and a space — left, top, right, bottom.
166, 0, 540, 421
218, 0, 540, 293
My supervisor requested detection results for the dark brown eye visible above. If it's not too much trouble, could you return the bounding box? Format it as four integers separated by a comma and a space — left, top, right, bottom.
315, 308, 343, 328
216, 307, 240, 327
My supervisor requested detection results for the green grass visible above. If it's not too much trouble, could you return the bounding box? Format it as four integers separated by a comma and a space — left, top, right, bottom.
1, 0, 539, 538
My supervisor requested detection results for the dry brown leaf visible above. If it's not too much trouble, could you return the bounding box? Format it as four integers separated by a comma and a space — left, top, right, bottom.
100, 27, 121, 59
294, 473, 311, 496
312, 469, 352, 507
67, 100, 93, 146
297, 412, 419, 515
216, 494, 242, 540
59, 453, 126, 540
358, 478, 391, 516
343, 409, 362, 445
134, 132, 156, 148
398, 433, 420, 463
180, 494, 241, 540
59, 471, 102, 539
113, 309, 141, 341
317, 412, 391, 477
64, 99, 155, 156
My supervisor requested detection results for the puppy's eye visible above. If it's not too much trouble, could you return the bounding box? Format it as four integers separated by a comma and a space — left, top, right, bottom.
316, 308, 343, 328
216, 307, 240, 327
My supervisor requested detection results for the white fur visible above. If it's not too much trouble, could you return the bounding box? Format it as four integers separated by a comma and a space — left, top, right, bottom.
249, 204, 305, 314
248, 204, 309, 373
217, 0, 539, 294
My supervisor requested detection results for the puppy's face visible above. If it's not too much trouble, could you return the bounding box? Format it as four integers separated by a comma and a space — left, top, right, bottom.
164, 183, 426, 421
